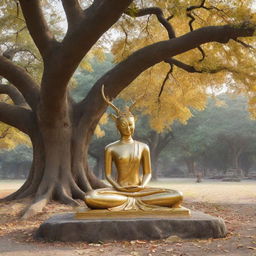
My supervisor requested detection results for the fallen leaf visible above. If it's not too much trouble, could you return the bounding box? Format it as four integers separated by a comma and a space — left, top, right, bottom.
165, 236, 182, 243
130, 251, 140, 256
136, 240, 146, 244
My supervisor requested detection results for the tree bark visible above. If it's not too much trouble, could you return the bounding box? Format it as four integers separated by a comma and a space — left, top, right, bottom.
1, 101, 106, 218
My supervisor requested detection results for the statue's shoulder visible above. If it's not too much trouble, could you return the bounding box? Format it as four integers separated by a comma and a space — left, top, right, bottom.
105, 140, 120, 151
134, 140, 150, 151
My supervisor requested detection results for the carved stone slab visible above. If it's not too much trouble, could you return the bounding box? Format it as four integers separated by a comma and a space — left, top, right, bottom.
36, 211, 227, 242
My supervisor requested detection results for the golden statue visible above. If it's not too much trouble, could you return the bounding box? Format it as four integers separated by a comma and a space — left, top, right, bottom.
78, 86, 189, 217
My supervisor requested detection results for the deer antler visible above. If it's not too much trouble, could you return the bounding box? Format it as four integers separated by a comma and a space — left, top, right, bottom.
101, 85, 120, 115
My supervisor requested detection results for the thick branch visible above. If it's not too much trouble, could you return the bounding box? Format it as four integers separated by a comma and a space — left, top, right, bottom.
76, 23, 255, 128
125, 7, 175, 39
0, 84, 26, 106
48, 0, 133, 84
0, 56, 39, 110
0, 103, 34, 135
61, 0, 83, 27
40, 0, 133, 114
18, 0, 58, 58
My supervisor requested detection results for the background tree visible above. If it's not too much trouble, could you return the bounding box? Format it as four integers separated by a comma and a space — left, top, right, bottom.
0, 145, 32, 179
164, 95, 256, 176
0, 0, 256, 218
132, 115, 174, 179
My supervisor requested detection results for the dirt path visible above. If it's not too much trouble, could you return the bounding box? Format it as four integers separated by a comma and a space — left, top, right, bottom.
0, 181, 256, 256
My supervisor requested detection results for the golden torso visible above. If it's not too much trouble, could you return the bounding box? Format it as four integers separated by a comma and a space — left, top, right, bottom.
107, 140, 145, 187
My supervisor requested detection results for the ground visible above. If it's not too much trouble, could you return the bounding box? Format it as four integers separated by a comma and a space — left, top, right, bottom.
0, 178, 256, 256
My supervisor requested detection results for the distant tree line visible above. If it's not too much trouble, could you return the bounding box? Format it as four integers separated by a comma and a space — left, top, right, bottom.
0, 145, 32, 179
159, 95, 256, 177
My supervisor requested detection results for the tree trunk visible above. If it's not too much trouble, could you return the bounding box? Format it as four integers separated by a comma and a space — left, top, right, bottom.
233, 153, 240, 169
185, 158, 195, 176
93, 156, 104, 179
1, 103, 106, 218
230, 145, 243, 170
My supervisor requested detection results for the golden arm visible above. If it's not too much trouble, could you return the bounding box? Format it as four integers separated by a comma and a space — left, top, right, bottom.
104, 148, 123, 190
141, 145, 152, 187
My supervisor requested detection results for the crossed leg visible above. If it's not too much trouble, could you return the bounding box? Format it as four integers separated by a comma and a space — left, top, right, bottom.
85, 188, 183, 209
140, 190, 183, 207
85, 189, 128, 209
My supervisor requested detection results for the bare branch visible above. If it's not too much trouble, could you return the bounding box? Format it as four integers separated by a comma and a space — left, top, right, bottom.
158, 67, 173, 98
186, 0, 206, 31
165, 58, 251, 78
234, 39, 254, 49
61, 0, 83, 27
18, 0, 58, 58
3, 47, 40, 62
125, 7, 175, 39
165, 58, 236, 74
186, 0, 208, 61
0, 84, 27, 106
0, 56, 40, 110
0, 102, 34, 135
187, 0, 206, 12
0, 127, 10, 139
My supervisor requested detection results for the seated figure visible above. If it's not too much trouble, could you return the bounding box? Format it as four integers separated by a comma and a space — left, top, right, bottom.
84, 86, 183, 211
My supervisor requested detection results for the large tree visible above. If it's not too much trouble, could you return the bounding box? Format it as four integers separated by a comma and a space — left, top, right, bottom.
0, 0, 256, 218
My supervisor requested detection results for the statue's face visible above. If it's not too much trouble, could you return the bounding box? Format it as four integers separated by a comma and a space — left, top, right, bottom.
116, 116, 135, 136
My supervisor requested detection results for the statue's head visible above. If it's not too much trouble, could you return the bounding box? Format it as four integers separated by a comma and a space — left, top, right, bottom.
101, 85, 136, 136
116, 113, 135, 136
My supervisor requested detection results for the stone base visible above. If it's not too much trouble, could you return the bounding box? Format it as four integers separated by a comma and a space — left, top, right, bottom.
36, 211, 227, 242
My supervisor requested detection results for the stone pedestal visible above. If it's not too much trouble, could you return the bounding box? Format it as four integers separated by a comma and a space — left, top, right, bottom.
36, 211, 227, 242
